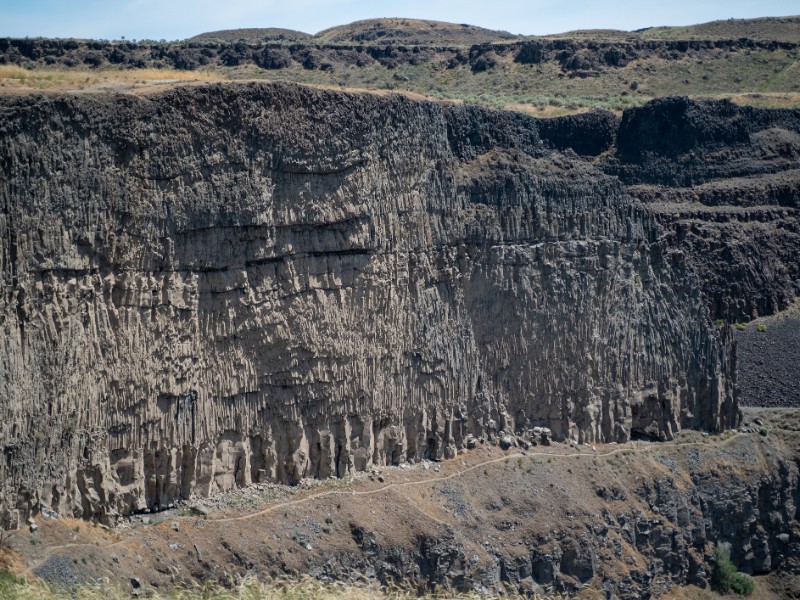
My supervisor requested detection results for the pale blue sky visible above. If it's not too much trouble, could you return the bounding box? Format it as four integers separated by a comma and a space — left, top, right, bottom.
0, 0, 798, 40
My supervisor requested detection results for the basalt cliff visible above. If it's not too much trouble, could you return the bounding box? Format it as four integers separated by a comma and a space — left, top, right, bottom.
0, 84, 798, 528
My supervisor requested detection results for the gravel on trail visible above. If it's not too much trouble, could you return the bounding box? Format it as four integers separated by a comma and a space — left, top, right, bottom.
33, 554, 94, 589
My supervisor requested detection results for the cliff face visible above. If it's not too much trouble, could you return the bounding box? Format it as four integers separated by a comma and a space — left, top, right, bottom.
0, 83, 784, 526
604, 97, 800, 322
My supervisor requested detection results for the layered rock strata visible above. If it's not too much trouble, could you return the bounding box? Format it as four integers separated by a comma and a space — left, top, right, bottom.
603, 97, 800, 322
0, 84, 783, 525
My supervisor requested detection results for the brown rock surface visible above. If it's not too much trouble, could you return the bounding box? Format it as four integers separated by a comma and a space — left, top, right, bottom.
11, 419, 800, 598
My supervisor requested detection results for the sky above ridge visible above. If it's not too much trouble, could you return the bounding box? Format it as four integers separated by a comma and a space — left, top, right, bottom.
0, 0, 798, 40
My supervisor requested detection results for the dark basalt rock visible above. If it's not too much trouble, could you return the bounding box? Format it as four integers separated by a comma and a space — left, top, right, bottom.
604, 97, 800, 322
616, 96, 751, 160
1, 83, 799, 598
536, 110, 619, 156
606, 96, 800, 185
0, 84, 796, 538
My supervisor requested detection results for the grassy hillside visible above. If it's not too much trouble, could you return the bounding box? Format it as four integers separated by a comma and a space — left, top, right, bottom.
190, 16, 800, 45
229, 43, 800, 114
160, 16, 800, 115
541, 29, 638, 41
639, 16, 800, 43
2, 43, 798, 115
3, 16, 800, 115
189, 28, 311, 43
543, 16, 800, 42
312, 18, 519, 45
190, 18, 520, 46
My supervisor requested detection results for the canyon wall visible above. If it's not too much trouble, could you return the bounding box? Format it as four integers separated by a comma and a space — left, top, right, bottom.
603, 97, 800, 322
2, 84, 796, 525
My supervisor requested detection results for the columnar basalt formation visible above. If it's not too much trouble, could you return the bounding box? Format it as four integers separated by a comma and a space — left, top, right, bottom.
603, 97, 800, 322
4, 83, 796, 526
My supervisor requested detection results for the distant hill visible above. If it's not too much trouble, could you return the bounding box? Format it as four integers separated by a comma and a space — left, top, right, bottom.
191, 16, 800, 47
542, 29, 639, 41
311, 18, 519, 45
543, 16, 800, 43
189, 28, 311, 43
638, 16, 800, 43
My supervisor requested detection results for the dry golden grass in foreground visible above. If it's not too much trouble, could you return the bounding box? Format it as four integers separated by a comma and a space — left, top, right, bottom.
0, 570, 556, 600
1, 570, 773, 600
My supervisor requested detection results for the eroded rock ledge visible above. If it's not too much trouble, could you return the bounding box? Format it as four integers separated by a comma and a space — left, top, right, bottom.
2, 83, 795, 526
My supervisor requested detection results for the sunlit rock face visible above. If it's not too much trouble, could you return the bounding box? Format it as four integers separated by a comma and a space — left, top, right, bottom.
0, 84, 753, 525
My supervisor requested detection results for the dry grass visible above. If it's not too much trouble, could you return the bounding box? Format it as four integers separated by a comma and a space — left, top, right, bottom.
1, 570, 777, 599
2, 60, 799, 114
506, 103, 593, 117
280, 81, 463, 104
0, 67, 221, 92
719, 92, 800, 110
0, 571, 553, 600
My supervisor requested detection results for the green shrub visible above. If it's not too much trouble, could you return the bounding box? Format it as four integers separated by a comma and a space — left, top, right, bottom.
713, 547, 755, 595
757, 324, 768, 332
0, 568, 24, 594
759, 427, 769, 436
735, 323, 748, 331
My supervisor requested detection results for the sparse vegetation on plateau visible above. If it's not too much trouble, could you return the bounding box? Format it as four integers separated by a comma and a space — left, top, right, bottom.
2, 15, 799, 114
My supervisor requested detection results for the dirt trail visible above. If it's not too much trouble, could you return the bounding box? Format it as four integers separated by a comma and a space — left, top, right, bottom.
26, 431, 746, 572
217, 432, 744, 522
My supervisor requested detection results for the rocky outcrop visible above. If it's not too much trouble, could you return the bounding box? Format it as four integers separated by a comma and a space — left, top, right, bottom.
2, 83, 792, 527
306, 439, 800, 598
606, 97, 800, 186
53, 428, 790, 599
536, 110, 619, 157
1, 36, 797, 75
603, 97, 800, 322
